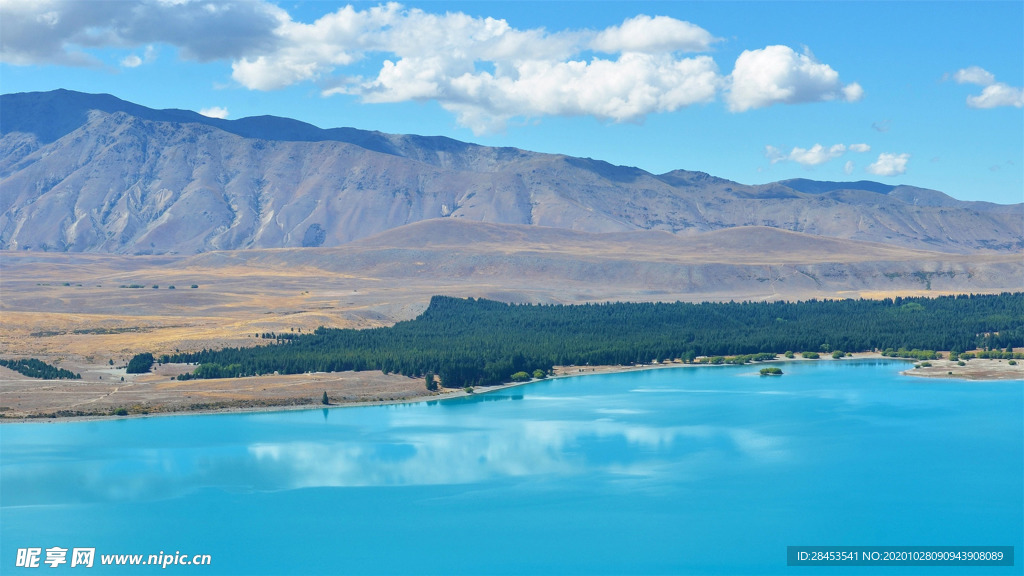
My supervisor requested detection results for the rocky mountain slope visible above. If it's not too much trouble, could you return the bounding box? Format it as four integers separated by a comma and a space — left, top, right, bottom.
2, 89, 1021, 255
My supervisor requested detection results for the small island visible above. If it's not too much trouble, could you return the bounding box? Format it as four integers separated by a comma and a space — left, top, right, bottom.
759, 367, 783, 376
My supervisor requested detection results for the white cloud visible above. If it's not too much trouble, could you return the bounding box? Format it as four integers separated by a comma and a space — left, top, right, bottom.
793, 143, 845, 165
120, 44, 155, 68
951, 66, 1024, 109
866, 153, 909, 176
844, 160, 854, 175
591, 14, 717, 54
232, 3, 400, 90
953, 66, 996, 86
199, 106, 229, 119
726, 45, 862, 112
765, 142, 871, 166
1, 1, 863, 132
121, 54, 142, 68
354, 52, 721, 134
967, 83, 1024, 109
315, 6, 722, 133
842, 82, 864, 102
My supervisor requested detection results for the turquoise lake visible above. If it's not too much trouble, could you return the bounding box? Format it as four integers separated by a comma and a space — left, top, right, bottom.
2, 360, 1021, 574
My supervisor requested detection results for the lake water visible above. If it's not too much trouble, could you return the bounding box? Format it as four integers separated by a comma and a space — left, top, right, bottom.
2, 360, 1021, 574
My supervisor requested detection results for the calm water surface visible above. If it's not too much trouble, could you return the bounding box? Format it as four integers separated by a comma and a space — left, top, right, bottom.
2, 360, 1021, 574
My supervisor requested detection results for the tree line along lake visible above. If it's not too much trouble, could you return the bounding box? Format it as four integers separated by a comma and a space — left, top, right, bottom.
151, 293, 1023, 388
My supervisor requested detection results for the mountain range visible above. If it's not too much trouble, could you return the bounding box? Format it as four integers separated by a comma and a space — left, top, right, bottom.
1, 89, 1021, 255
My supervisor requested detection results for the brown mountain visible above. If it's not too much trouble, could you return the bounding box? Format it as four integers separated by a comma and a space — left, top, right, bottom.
2, 89, 1021, 255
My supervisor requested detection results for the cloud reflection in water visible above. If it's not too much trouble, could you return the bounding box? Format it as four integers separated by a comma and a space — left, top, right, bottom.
248, 416, 788, 490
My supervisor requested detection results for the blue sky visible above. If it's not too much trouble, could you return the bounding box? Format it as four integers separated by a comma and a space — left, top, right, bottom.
1, 1, 1021, 204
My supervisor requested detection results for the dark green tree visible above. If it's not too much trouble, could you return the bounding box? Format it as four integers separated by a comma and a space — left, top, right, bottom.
126, 353, 155, 374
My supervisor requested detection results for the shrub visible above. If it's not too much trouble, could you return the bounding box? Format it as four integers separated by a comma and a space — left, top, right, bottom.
510, 371, 531, 382
801, 352, 820, 359
759, 367, 783, 376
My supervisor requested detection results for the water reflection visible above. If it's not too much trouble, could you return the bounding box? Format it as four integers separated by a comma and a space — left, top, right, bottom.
8, 362, 936, 507
248, 418, 788, 490
1, 414, 788, 505
3, 360, 1020, 576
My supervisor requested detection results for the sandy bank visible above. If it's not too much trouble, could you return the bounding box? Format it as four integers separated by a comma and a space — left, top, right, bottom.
900, 357, 1024, 381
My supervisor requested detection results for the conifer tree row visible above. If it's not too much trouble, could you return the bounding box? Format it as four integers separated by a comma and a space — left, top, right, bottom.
161, 293, 1024, 387
0, 358, 81, 380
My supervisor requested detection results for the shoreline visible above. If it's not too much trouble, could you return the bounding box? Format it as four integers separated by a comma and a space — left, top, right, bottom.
0, 377, 541, 425
3, 353, 1020, 424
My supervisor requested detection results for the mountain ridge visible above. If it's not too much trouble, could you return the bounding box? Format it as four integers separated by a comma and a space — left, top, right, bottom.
1, 89, 1021, 255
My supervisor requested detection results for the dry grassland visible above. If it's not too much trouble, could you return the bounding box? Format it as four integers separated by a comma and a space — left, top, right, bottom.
2, 241, 1020, 419
0, 362, 447, 419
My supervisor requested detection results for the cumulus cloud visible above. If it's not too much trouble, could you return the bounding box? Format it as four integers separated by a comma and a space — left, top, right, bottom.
967, 84, 1024, 109
354, 52, 721, 133
844, 160, 855, 175
726, 45, 863, 112
590, 14, 717, 54
199, 106, 229, 119
232, 3, 402, 91
866, 153, 910, 176
765, 142, 870, 166
951, 66, 1024, 109
237, 5, 726, 132
1, 1, 864, 133
299, 5, 726, 133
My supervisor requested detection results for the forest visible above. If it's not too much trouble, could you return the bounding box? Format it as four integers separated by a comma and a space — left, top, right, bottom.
159, 293, 1024, 387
